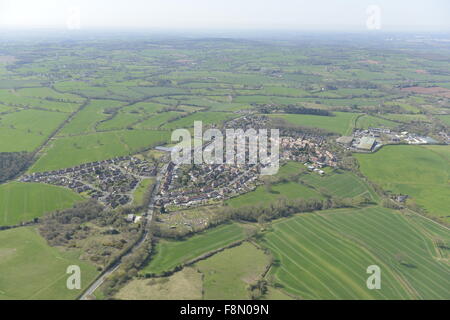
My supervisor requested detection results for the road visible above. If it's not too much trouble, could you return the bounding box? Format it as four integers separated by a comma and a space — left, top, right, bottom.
79, 162, 168, 300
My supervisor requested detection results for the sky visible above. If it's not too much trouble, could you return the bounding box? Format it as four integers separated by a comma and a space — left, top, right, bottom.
0, 0, 449, 32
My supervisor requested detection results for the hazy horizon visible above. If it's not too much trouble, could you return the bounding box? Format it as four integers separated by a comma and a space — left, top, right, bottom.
0, 0, 449, 32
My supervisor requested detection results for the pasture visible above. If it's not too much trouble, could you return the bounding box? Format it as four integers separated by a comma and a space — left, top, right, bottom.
356, 145, 450, 221
0, 227, 98, 300
0, 182, 83, 226
226, 181, 323, 208
299, 170, 379, 202
270, 112, 359, 135
30, 130, 169, 172
196, 242, 271, 300
141, 223, 246, 275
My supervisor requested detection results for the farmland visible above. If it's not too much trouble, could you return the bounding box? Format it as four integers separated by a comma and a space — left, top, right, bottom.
270, 112, 359, 135
0, 33, 449, 301
141, 223, 246, 275
262, 206, 449, 299
0, 227, 98, 300
356, 145, 450, 222
0, 182, 83, 226
196, 242, 271, 300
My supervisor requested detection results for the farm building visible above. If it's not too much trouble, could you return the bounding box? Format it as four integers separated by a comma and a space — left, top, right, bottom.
356, 137, 376, 151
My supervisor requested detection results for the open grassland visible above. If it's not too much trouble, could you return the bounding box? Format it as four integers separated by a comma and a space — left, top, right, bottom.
30, 130, 169, 172
0, 109, 69, 152
262, 206, 449, 299
356, 145, 450, 221
196, 242, 271, 300
162, 111, 236, 130
355, 114, 398, 129
135, 111, 186, 129
0, 227, 98, 300
116, 267, 203, 300
270, 112, 359, 135
0, 182, 83, 226
299, 170, 379, 202
141, 223, 246, 275
226, 181, 323, 208
0, 89, 81, 113
58, 99, 126, 136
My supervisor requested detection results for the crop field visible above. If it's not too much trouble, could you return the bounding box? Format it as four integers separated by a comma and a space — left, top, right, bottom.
196, 242, 271, 299
30, 130, 170, 172
141, 223, 246, 275
0, 227, 98, 300
356, 145, 450, 221
0, 182, 83, 226
270, 112, 359, 135
262, 206, 449, 299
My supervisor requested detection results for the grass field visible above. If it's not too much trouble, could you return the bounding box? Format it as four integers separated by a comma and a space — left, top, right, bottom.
162, 111, 236, 130
0, 109, 69, 152
0, 227, 98, 300
0, 182, 83, 226
116, 267, 203, 300
142, 223, 246, 275
299, 170, 379, 202
196, 242, 271, 299
226, 181, 323, 208
132, 178, 154, 206
356, 145, 450, 221
262, 206, 449, 299
355, 114, 398, 129
270, 112, 359, 135
30, 130, 169, 172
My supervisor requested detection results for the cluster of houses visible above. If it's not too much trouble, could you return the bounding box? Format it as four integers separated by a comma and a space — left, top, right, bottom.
155, 162, 259, 208
19, 156, 156, 208
280, 136, 337, 169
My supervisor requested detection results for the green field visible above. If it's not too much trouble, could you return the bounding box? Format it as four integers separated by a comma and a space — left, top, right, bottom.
299, 170, 379, 202
0, 227, 98, 300
356, 145, 450, 221
0, 182, 83, 226
162, 111, 236, 130
270, 112, 359, 135
355, 114, 398, 129
0, 109, 69, 152
262, 206, 449, 299
30, 130, 169, 172
141, 223, 246, 275
226, 181, 323, 208
196, 242, 271, 299
132, 178, 154, 206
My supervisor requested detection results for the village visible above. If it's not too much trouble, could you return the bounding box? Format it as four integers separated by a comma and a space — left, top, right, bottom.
19, 156, 156, 208
154, 126, 338, 210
